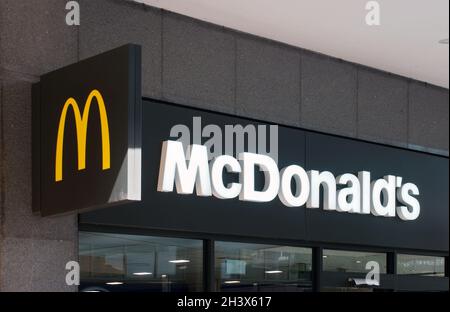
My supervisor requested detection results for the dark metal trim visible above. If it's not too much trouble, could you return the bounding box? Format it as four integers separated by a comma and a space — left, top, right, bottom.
312, 247, 323, 292
203, 239, 215, 292
387, 252, 397, 275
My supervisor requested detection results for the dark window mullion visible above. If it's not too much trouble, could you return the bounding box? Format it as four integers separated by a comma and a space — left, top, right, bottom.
203, 239, 216, 292
445, 256, 449, 278
312, 247, 323, 292
387, 252, 397, 275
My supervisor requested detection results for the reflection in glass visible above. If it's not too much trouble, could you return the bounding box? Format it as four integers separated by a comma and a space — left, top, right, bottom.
79, 232, 203, 292
215, 241, 312, 292
397, 254, 445, 276
323, 249, 386, 273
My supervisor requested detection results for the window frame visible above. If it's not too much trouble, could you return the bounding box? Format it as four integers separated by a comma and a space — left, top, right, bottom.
78, 224, 449, 292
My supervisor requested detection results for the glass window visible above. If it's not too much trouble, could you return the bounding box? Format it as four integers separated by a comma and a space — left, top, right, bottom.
79, 232, 203, 292
215, 241, 312, 292
323, 249, 387, 273
397, 254, 445, 276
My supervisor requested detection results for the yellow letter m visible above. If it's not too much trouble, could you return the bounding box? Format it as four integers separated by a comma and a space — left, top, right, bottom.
55, 89, 111, 182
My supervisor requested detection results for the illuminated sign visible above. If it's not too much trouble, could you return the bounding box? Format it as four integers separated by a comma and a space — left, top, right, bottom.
33, 44, 142, 216
157, 140, 420, 221
55, 89, 110, 182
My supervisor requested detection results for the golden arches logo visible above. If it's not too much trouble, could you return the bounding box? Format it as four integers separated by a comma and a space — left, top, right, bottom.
55, 89, 110, 182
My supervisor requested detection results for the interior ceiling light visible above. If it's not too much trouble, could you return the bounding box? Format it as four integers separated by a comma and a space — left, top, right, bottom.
133, 272, 153, 276
265, 270, 283, 274
169, 259, 190, 264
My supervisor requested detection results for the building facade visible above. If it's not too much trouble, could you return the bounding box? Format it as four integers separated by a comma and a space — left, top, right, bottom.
0, 0, 448, 291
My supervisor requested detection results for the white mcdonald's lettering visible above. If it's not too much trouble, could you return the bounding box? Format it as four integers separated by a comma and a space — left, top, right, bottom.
157, 140, 420, 221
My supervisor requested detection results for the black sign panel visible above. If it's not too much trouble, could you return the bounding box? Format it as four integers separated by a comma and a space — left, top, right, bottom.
80, 100, 449, 253
33, 45, 142, 216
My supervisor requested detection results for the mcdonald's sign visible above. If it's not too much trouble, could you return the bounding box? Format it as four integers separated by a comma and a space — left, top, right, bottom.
55, 89, 111, 182
33, 44, 142, 217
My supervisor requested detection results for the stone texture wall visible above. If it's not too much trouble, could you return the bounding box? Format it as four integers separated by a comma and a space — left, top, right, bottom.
0, 0, 448, 291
